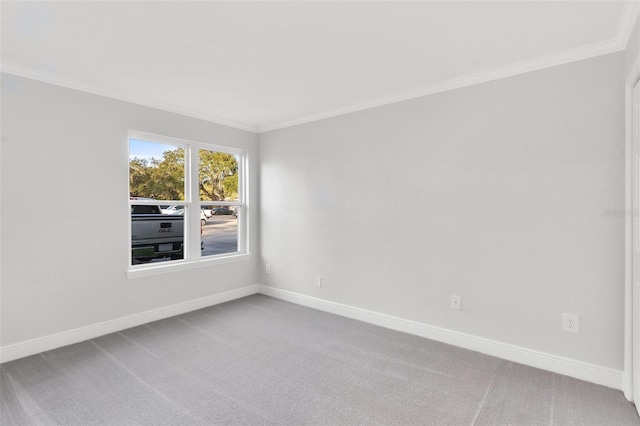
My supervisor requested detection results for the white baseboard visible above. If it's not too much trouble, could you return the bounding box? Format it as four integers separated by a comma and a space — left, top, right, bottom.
2, 283, 623, 391
0, 284, 259, 364
258, 285, 623, 390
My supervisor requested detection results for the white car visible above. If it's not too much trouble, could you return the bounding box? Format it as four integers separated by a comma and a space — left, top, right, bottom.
172, 208, 208, 226
161, 205, 181, 215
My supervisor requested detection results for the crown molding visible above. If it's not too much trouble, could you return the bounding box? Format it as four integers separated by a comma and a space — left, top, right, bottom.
617, 1, 640, 48
3, 3, 635, 137
0, 62, 259, 133
258, 38, 624, 133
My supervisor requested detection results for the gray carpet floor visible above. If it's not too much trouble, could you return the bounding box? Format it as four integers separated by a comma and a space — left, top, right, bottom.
1, 294, 639, 425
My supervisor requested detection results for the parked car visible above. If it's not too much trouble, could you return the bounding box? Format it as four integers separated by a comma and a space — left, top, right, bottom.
173, 208, 208, 226
212, 206, 235, 216
130, 201, 184, 263
161, 205, 182, 215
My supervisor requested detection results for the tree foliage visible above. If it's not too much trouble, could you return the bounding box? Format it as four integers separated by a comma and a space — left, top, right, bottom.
129, 148, 238, 201
129, 157, 152, 197
199, 151, 238, 201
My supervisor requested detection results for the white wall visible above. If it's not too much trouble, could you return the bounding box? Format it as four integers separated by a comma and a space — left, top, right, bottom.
259, 53, 625, 370
0, 50, 628, 375
1, 74, 259, 348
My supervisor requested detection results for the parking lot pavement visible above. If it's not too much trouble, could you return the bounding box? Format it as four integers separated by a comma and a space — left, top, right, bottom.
201, 215, 238, 256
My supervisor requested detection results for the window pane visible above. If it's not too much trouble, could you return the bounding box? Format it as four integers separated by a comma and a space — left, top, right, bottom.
198, 149, 239, 202
130, 139, 185, 201
131, 203, 185, 265
201, 205, 238, 256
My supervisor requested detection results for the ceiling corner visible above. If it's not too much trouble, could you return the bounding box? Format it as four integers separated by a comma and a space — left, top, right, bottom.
617, 1, 640, 49
0, 62, 259, 134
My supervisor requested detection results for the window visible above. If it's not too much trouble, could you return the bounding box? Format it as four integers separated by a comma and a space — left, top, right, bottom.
128, 131, 248, 277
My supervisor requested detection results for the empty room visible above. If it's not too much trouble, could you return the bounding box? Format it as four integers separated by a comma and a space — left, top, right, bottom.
4, 1, 640, 424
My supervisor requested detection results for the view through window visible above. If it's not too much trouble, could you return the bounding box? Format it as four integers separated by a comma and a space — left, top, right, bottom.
129, 134, 245, 268
199, 148, 241, 257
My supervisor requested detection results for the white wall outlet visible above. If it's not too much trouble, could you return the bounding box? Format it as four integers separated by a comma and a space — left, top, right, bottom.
266, 263, 271, 274
451, 295, 461, 310
315, 276, 322, 288
563, 313, 579, 333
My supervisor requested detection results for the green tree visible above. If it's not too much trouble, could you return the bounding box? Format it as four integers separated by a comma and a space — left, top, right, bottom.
129, 157, 151, 197
148, 148, 185, 200
129, 148, 185, 200
129, 148, 237, 201
199, 151, 238, 201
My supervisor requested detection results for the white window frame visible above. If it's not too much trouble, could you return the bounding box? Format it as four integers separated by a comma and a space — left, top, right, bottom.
127, 131, 250, 279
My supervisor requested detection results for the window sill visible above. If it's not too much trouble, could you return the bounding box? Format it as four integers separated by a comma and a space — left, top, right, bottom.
127, 253, 251, 279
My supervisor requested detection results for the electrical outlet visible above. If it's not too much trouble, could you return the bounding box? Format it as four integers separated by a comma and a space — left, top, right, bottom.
315, 276, 322, 288
563, 313, 579, 333
451, 295, 461, 310
266, 263, 271, 274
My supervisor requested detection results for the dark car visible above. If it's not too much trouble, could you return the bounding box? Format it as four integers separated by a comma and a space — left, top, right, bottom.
212, 206, 236, 216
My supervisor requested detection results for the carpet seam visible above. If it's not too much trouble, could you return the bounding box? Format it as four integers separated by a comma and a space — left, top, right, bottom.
469, 360, 502, 426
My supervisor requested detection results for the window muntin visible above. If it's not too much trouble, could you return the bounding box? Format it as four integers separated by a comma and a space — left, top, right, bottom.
128, 132, 247, 271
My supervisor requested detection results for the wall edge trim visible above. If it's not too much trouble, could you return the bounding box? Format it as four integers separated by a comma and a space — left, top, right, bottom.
258, 285, 623, 390
258, 40, 622, 132
1, 36, 622, 136
0, 63, 258, 133
0, 285, 260, 364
